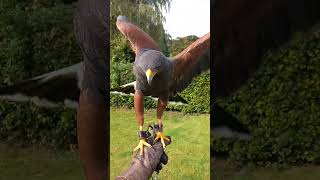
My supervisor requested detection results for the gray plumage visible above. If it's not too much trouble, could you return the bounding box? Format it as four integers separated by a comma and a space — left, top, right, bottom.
133, 49, 173, 97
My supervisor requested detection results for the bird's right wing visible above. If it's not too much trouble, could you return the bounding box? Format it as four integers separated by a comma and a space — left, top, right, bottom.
116, 16, 161, 53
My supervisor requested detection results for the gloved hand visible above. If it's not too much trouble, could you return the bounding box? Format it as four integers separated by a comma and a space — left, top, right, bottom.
116, 136, 171, 180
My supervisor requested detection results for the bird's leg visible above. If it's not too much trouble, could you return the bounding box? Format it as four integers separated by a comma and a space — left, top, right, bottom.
133, 90, 151, 156
155, 96, 170, 148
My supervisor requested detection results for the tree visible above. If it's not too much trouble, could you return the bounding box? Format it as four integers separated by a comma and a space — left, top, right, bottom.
110, 0, 171, 59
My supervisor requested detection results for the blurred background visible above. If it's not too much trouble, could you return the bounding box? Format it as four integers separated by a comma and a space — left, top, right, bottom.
0, 0, 84, 179
212, 0, 320, 179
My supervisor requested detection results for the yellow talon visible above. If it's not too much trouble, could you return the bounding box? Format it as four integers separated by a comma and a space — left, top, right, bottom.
133, 139, 151, 156
155, 132, 170, 149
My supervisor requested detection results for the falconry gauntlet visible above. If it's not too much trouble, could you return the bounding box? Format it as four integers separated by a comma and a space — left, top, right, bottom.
116, 126, 171, 180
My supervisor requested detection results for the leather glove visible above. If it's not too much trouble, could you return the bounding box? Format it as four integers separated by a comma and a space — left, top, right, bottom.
116, 136, 171, 180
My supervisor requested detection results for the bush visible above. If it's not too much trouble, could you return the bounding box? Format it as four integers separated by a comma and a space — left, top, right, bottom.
0, 101, 77, 148
213, 24, 320, 167
0, 2, 81, 86
0, 1, 80, 148
180, 71, 210, 113
110, 62, 135, 88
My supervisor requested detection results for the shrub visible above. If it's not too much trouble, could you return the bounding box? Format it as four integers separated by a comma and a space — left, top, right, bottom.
0, 1, 80, 148
180, 71, 210, 113
213, 24, 320, 167
0, 101, 77, 148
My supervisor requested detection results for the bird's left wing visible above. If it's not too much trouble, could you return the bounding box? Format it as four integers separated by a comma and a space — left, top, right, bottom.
170, 33, 211, 95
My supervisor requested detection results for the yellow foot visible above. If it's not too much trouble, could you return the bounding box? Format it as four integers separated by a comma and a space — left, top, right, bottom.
155, 132, 170, 149
133, 139, 151, 156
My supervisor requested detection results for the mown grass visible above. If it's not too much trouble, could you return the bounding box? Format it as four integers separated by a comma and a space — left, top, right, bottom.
2, 108, 320, 179
0, 144, 84, 180
110, 108, 211, 179
213, 157, 320, 180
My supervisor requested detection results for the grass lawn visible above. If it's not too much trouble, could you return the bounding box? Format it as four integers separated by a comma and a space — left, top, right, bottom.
0, 144, 84, 180
2, 108, 320, 179
110, 107, 211, 179
213, 157, 320, 180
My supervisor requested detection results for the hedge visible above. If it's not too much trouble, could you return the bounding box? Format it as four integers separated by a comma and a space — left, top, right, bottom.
213, 24, 320, 167
0, 1, 80, 148
0, 101, 77, 148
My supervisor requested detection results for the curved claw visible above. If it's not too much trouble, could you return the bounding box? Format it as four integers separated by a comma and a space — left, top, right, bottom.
155, 132, 170, 149
133, 139, 151, 156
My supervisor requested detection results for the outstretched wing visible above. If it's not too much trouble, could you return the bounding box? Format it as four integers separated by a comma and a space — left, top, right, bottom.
0, 63, 83, 108
110, 81, 188, 105
170, 33, 210, 95
116, 16, 161, 53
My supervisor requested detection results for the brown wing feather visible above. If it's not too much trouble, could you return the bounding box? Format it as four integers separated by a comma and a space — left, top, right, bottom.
170, 33, 211, 94
116, 16, 161, 53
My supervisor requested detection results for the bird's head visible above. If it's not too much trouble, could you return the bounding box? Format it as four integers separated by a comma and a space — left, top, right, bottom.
139, 50, 168, 86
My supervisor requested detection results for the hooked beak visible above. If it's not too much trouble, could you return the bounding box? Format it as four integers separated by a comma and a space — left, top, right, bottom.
146, 69, 156, 85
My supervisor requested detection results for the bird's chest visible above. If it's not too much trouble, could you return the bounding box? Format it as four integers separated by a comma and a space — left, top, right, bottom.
134, 70, 169, 96
148, 74, 168, 93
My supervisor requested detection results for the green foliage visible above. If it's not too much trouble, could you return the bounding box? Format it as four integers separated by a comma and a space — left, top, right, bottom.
110, 36, 135, 88
110, 0, 171, 56
110, 62, 134, 88
214, 24, 320, 167
111, 36, 135, 64
0, 1, 80, 148
0, 101, 77, 148
0, 1, 81, 86
169, 35, 198, 56
180, 71, 210, 113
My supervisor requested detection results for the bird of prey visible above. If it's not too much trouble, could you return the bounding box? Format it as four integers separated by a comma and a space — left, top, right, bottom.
116, 16, 210, 155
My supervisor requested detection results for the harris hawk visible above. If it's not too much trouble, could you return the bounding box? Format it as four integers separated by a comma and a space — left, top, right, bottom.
116, 16, 210, 155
